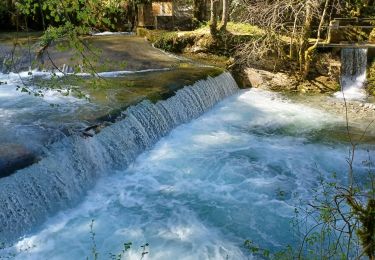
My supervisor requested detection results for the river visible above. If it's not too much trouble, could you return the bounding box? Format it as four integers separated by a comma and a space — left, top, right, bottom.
0, 34, 374, 260
2, 83, 373, 259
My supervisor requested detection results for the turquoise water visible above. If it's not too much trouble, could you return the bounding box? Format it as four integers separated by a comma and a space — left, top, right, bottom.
6, 89, 373, 259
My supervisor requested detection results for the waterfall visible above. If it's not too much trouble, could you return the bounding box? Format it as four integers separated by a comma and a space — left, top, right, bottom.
0, 72, 239, 243
337, 48, 368, 99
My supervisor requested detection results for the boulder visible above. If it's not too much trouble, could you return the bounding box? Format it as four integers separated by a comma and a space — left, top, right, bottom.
244, 67, 298, 91
0, 144, 38, 178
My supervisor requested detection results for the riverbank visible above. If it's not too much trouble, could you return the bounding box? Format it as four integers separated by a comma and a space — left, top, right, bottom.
137, 26, 375, 99
135, 26, 375, 132
1, 30, 374, 178
136, 27, 375, 142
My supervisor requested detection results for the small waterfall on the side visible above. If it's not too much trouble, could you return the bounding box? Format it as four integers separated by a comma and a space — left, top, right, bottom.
336, 48, 368, 99
0, 72, 239, 243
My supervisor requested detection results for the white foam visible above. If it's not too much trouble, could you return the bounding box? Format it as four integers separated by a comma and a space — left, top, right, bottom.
82, 68, 171, 77
336, 48, 368, 100
5, 88, 370, 260
1, 68, 172, 79
334, 86, 368, 100
91, 31, 134, 36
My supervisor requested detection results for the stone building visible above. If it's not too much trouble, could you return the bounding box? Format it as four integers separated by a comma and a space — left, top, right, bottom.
137, 0, 203, 30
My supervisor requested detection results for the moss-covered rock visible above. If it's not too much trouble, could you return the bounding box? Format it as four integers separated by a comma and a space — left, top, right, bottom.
137, 29, 196, 53
369, 28, 375, 43
137, 27, 257, 57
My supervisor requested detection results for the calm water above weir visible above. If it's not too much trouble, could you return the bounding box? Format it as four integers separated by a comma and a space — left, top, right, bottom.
3, 85, 373, 259
0, 33, 222, 176
0, 66, 222, 176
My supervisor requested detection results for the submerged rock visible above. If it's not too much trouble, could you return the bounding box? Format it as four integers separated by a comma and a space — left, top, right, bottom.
0, 144, 38, 178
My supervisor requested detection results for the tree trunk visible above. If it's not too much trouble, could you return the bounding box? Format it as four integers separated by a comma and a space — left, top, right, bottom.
209, 0, 219, 36
303, 0, 330, 78
299, 0, 313, 74
289, 10, 299, 59
220, 0, 229, 31
193, 0, 205, 22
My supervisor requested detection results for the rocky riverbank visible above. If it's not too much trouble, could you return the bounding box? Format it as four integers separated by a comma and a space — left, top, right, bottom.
136, 27, 375, 99
237, 67, 339, 93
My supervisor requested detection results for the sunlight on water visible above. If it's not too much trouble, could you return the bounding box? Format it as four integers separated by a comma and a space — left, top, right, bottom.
6, 88, 372, 260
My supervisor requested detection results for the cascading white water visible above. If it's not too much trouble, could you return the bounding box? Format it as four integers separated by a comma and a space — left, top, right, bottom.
335, 48, 368, 99
3, 88, 372, 260
0, 72, 239, 243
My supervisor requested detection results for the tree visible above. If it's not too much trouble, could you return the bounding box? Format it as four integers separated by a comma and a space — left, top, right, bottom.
193, 0, 207, 23
209, 0, 219, 36
236, 0, 306, 68
220, 0, 229, 31
235, 0, 349, 77
210, 0, 231, 36
302, 0, 330, 78
0, 0, 16, 30
298, 0, 313, 75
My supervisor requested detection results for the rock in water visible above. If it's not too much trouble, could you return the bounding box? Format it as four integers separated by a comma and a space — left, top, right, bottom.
0, 144, 37, 178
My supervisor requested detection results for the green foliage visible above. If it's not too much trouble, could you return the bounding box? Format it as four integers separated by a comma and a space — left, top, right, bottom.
15, 0, 130, 31
197, 22, 263, 36
3, 0, 138, 98
245, 153, 374, 260
243, 240, 271, 258
141, 30, 195, 53
341, 0, 375, 17
109, 242, 132, 260
0, 0, 15, 30
87, 220, 149, 260
226, 22, 263, 35
367, 59, 375, 96
0, 2, 8, 19
5, 0, 134, 97
139, 25, 260, 57
153, 32, 186, 53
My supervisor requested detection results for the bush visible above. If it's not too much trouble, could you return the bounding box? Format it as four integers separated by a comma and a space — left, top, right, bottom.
367, 59, 375, 96
137, 29, 195, 53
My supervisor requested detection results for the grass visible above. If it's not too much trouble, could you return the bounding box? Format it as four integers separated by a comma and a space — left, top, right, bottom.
226, 22, 264, 35
188, 22, 263, 36
367, 59, 375, 96
137, 22, 264, 57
